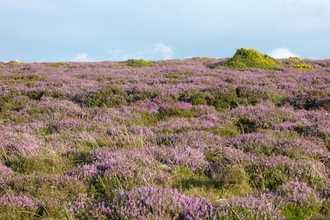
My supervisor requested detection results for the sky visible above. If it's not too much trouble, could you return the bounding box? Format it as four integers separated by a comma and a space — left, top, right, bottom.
1, 0, 330, 62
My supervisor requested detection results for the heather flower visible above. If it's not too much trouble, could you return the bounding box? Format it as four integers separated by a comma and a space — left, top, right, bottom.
225, 133, 329, 159
245, 154, 329, 190
277, 181, 325, 219
0, 164, 14, 179
66, 148, 170, 186
146, 146, 209, 171
227, 102, 300, 132
279, 181, 324, 207
109, 186, 215, 219
0, 193, 39, 219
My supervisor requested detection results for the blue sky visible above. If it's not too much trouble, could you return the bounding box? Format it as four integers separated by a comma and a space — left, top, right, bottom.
1, 0, 329, 62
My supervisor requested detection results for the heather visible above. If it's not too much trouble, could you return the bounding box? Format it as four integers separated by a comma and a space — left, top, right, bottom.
0, 55, 329, 219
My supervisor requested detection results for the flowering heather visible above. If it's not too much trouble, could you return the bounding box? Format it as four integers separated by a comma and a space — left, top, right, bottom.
0, 57, 329, 219
0, 164, 14, 179
0, 193, 38, 219
108, 186, 215, 219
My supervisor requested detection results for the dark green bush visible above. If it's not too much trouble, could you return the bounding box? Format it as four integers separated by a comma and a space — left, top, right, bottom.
225, 48, 283, 70
25, 90, 45, 100
126, 87, 160, 103
179, 90, 210, 106
179, 88, 239, 110
212, 87, 239, 110
74, 86, 127, 108
125, 59, 153, 67
235, 86, 270, 105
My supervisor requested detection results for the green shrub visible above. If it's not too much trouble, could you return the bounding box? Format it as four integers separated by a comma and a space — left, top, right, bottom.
289, 57, 303, 61
179, 90, 209, 106
225, 48, 283, 70
284, 57, 304, 65
212, 87, 239, 110
49, 62, 70, 67
179, 88, 239, 110
192, 57, 216, 60
25, 90, 45, 100
126, 88, 160, 103
293, 64, 315, 70
125, 59, 153, 67
5, 60, 23, 66
74, 86, 127, 108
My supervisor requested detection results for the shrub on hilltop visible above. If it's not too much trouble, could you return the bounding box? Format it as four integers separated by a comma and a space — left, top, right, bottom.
49, 62, 70, 67
5, 60, 25, 66
125, 59, 154, 67
293, 64, 316, 70
224, 48, 283, 70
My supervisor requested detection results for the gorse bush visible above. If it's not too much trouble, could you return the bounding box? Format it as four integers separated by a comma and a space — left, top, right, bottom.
125, 59, 154, 67
49, 62, 70, 67
5, 60, 23, 66
293, 63, 316, 70
225, 47, 283, 70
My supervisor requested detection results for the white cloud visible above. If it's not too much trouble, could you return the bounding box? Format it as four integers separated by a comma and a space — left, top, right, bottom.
107, 49, 132, 61
107, 43, 175, 61
268, 48, 300, 58
153, 43, 175, 60
71, 53, 95, 62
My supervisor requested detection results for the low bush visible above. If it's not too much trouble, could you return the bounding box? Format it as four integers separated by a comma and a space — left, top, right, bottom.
48, 62, 70, 67
125, 59, 153, 67
293, 64, 316, 70
225, 48, 283, 70
73, 86, 127, 108
179, 87, 239, 110
5, 60, 23, 66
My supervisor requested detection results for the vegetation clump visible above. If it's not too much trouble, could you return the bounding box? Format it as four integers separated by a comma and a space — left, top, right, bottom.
49, 62, 70, 67
225, 48, 283, 70
5, 60, 23, 66
293, 64, 316, 70
125, 59, 154, 67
